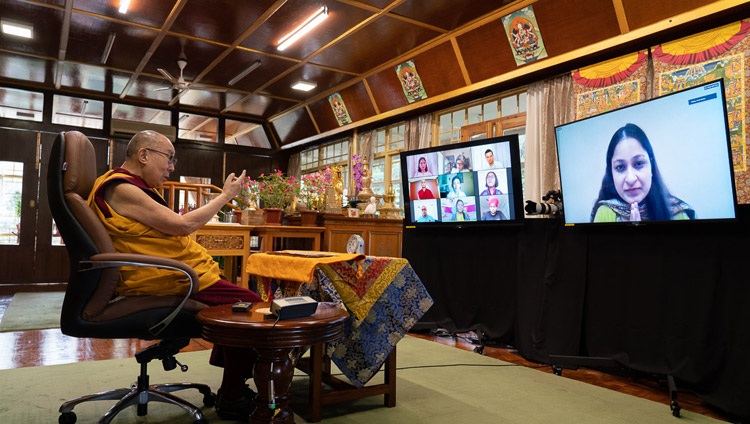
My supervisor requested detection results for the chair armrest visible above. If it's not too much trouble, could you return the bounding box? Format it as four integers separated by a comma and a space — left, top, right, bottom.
82, 252, 200, 336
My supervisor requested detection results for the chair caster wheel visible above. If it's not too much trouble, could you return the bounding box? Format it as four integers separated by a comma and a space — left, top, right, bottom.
59, 412, 77, 424
203, 392, 217, 407
552, 365, 563, 376
473, 346, 484, 355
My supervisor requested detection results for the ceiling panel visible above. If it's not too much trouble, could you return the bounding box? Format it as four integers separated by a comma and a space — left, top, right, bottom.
239, 0, 375, 60
391, 0, 515, 31
225, 93, 297, 120
201, 49, 297, 92
260, 63, 356, 101
0, 1, 62, 58
170, 0, 278, 44
309, 15, 442, 74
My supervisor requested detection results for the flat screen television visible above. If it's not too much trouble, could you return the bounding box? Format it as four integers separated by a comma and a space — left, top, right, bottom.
554, 79, 737, 226
399, 134, 524, 228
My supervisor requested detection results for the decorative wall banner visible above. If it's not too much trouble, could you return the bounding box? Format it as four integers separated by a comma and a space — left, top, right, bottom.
571, 51, 649, 119
329, 93, 352, 126
501, 6, 547, 66
575, 81, 641, 120
652, 19, 749, 183
396, 60, 427, 103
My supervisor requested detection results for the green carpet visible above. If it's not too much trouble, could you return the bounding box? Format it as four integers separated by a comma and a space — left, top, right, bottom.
0, 292, 64, 332
0, 335, 725, 423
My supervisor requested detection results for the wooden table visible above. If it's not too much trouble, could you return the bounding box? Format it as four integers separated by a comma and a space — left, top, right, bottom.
253, 225, 324, 253
197, 303, 348, 424
191, 223, 254, 288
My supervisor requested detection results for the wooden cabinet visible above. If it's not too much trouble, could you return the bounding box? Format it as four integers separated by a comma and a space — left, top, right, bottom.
321, 215, 403, 257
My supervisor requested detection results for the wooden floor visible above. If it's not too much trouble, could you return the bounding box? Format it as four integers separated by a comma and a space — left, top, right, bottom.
0, 294, 731, 422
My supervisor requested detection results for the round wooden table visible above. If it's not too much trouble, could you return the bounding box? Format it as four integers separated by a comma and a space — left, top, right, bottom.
197, 302, 348, 424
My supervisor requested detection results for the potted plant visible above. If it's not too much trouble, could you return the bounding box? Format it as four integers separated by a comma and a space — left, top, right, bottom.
300, 168, 333, 211
299, 168, 333, 226
249, 170, 298, 225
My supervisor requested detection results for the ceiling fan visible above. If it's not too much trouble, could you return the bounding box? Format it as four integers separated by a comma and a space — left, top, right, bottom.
155, 50, 225, 94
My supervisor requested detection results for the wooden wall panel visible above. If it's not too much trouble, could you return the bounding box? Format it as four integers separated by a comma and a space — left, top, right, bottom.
367, 67, 411, 113
531, 0, 621, 57
622, 0, 720, 31
271, 108, 317, 146
410, 41, 466, 97
456, 20, 517, 84
309, 81, 377, 133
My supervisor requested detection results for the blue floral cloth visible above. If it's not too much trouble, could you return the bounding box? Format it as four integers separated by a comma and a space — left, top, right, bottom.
298, 257, 433, 387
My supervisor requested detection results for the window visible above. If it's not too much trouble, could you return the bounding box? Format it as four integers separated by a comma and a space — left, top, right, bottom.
370, 123, 405, 210
0, 87, 43, 122
178, 113, 218, 143
224, 119, 271, 148
300, 138, 350, 204
435, 90, 526, 145
52, 95, 104, 129
112, 103, 170, 125
0, 161, 22, 245
433, 89, 527, 194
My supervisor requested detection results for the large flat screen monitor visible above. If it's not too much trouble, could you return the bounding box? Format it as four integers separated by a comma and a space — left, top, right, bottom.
399, 134, 524, 229
555, 79, 737, 226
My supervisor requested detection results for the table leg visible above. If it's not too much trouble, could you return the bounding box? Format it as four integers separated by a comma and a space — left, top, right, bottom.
252, 347, 296, 424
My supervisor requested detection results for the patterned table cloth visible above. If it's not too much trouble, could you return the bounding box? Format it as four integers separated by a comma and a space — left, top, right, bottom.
247, 252, 433, 387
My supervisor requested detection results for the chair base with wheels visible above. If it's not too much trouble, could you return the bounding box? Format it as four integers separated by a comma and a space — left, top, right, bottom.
58, 339, 216, 424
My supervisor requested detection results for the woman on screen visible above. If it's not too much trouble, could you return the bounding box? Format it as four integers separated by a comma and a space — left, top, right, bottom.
480, 171, 503, 196
590, 123, 695, 222
446, 175, 467, 199
413, 156, 432, 178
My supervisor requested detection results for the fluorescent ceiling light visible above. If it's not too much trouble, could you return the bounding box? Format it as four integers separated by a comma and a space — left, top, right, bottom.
101, 33, 116, 64
228, 60, 261, 86
291, 80, 317, 91
1, 20, 33, 39
119, 0, 131, 14
277, 6, 328, 51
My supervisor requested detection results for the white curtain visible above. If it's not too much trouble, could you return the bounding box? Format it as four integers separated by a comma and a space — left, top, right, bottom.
288, 152, 301, 178
418, 114, 432, 149
524, 74, 575, 205
405, 114, 433, 151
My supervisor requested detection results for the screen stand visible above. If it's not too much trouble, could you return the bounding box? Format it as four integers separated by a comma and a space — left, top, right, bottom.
548, 355, 681, 417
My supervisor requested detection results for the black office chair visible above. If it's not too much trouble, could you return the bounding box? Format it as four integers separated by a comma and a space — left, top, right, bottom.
47, 131, 215, 424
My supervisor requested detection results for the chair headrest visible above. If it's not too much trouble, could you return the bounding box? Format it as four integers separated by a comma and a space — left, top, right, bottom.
63, 131, 98, 200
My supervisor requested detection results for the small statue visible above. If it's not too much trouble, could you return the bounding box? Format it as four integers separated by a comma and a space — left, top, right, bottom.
363, 196, 378, 215
329, 165, 344, 209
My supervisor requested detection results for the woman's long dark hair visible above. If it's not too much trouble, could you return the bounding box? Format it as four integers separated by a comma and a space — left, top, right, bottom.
591, 123, 672, 221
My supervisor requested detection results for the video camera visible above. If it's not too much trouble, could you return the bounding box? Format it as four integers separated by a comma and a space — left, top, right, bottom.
525, 190, 563, 217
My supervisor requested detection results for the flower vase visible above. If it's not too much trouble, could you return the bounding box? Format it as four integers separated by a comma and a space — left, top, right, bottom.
300, 210, 319, 226
263, 208, 284, 226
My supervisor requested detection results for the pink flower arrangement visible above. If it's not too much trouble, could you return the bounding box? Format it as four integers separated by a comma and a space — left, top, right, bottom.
300, 167, 333, 210
246, 170, 298, 209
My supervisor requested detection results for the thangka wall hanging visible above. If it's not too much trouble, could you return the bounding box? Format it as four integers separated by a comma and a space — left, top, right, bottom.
329, 93, 352, 126
652, 19, 749, 185
396, 59, 427, 103
501, 6, 547, 66
571, 51, 649, 120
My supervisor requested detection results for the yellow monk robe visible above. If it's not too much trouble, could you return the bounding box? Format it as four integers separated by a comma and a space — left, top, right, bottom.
88, 168, 221, 296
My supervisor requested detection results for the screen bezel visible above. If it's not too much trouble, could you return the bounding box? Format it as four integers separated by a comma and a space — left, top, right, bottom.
554, 79, 738, 227
399, 134, 525, 229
